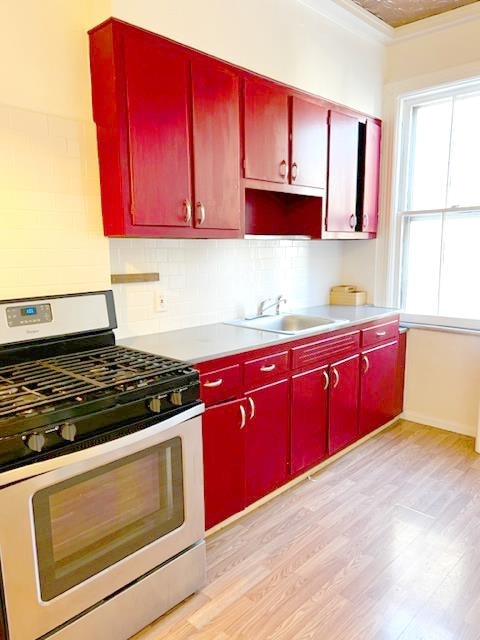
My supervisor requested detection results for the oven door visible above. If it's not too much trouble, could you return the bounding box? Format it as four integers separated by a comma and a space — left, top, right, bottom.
0, 405, 204, 640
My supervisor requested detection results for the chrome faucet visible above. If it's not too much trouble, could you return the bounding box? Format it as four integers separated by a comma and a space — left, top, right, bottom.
258, 295, 287, 316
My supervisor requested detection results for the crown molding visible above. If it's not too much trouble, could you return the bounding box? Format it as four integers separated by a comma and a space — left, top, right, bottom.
297, 0, 394, 44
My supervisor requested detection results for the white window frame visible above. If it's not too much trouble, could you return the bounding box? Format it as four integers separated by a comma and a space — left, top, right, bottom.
391, 78, 480, 332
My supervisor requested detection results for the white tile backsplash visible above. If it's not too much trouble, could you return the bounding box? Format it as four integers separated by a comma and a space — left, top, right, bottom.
110, 238, 345, 339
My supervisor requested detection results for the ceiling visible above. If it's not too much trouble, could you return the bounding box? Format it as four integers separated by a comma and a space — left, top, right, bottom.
350, 0, 479, 27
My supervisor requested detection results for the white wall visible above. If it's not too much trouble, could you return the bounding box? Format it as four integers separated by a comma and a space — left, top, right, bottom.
111, 0, 385, 116
350, 8, 480, 437
0, 1, 110, 300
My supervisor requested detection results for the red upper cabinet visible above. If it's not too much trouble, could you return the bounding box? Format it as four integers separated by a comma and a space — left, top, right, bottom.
243, 80, 327, 193
89, 19, 242, 238
191, 60, 241, 231
326, 110, 359, 233
360, 118, 381, 233
124, 29, 191, 228
291, 97, 328, 190
244, 79, 289, 184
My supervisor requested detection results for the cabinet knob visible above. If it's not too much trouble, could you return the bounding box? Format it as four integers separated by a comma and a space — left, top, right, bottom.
239, 404, 246, 429
196, 202, 206, 225
331, 367, 340, 389
184, 199, 192, 224
322, 370, 329, 390
247, 396, 255, 420
362, 354, 370, 374
363, 213, 369, 229
349, 214, 357, 230
291, 162, 298, 181
279, 160, 288, 179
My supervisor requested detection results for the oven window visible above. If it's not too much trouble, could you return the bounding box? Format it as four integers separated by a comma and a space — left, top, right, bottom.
32, 437, 184, 601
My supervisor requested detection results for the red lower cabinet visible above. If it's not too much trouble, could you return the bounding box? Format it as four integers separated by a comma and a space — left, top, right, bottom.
202, 398, 246, 529
290, 365, 328, 475
328, 354, 360, 455
359, 340, 399, 437
245, 379, 289, 505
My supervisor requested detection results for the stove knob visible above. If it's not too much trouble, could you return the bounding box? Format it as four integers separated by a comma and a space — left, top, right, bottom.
170, 390, 183, 407
59, 422, 77, 442
148, 397, 163, 413
25, 433, 46, 452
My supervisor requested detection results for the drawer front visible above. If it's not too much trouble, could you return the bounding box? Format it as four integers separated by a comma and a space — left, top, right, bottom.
361, 320, 399, 348
291, 330, 360, 370
244, 350, 289, 388
200, 364, 242, 406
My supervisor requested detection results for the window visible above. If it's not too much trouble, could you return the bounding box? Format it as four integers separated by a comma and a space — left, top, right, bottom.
394, 81, 480, 330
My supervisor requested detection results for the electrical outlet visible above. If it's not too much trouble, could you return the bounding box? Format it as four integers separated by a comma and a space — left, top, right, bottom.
154, 292, 167, 313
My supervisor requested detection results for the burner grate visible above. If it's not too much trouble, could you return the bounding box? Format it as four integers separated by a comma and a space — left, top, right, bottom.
0, 346, 189, 419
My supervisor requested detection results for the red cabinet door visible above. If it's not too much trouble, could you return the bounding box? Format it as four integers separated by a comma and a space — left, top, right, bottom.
359, 340, 399, 437
328, 354, 360, 454
245, 379, 289, 505
244, 79, 289, 183
191, 61, 241, 230
361, 119, 381, 233
326, 110, 359, 232
202, 398, 246, 529
124, 30, 191, 228
291, 97, 328, 190
290, 365, 328, 475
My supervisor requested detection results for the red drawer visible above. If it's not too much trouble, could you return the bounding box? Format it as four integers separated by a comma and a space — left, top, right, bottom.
200, 364, 242, 406
361, 320, 399, 348
244, 350, 289, 388
291, 330, 360, 370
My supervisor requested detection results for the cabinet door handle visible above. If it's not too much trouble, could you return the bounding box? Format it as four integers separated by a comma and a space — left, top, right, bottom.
375, 330, 387, 337
184, 199, 192, 224
332, 367, 339, 389
239, 404, 246, 429
362, 354, 370, 374
279, 160, 288, 179
363, 213, 369, 229
291, 162, 298, 181
349, 214, 357, 230
196, 202, 206, 225
322, 370, 329, 390
260, 364, 276, 372
248, 396, 255, 420
203, 378, 223, 388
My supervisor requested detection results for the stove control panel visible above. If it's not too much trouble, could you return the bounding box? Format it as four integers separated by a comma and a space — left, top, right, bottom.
6, 303, 52, 327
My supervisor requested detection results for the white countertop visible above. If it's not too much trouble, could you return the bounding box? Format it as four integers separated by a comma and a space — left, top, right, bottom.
118, 305, 399, 364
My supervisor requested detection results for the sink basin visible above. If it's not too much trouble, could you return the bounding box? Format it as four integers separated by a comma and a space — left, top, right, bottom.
225, 314, 348, 335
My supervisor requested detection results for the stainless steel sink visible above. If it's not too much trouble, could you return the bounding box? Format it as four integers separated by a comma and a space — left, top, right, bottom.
225, 314, 348, 335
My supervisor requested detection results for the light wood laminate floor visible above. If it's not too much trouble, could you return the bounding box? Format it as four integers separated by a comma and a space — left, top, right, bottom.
134, 420, 480, 640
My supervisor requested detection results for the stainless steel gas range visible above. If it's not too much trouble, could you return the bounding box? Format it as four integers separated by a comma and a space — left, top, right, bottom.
0, 291, 206, 640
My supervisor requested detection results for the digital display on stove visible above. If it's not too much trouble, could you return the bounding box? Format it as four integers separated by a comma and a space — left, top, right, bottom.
21, 306, 37, 316
6, 303, 52, 327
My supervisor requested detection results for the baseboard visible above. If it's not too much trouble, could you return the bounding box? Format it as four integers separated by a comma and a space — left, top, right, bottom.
402, 411, 476, 438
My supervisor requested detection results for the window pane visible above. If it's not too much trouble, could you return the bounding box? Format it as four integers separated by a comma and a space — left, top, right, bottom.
448, 93, 480, 208
439, 212, 480, 319
409, 100, 451, 211
401, 215, 442, 314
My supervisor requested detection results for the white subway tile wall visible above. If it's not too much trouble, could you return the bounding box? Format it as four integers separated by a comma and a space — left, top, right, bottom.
110, 238, 344, 338
0, 103, 110, 300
